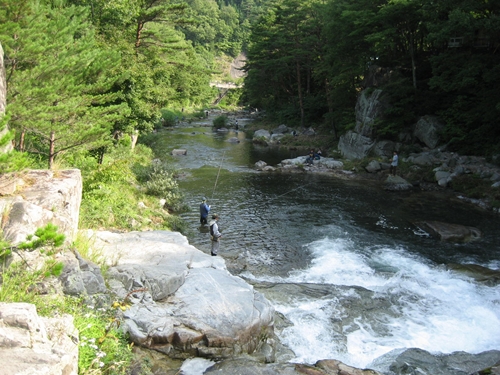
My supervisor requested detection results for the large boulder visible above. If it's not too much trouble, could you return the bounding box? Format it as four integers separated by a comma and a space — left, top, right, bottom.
413, 116, 444, 149
373, 140, 398, 158
58, 251, 108, 298
253, 129, 271, 140
0, 169, 82, 245
447, 263, 500, 285
414, 221, 481, 242
272, 124, 289, 134
0, 302, 78, 375
384, 175, 413, 191
338, 131, 375, 160
88, 230, 276, 360
374, 348, 500, 375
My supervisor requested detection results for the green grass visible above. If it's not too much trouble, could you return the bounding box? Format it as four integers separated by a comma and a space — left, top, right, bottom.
0, 226, 134, 374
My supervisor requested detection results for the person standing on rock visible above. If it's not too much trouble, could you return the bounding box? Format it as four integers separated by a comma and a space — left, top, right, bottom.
209, 214, 222, 256
200, 197, 210, 225
390, 151, 399, 176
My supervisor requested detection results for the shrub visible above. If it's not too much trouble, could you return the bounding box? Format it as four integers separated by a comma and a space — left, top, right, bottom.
449, 174, 492, 199
213, 115, 228, 129
160, 109, 181, 127
0, 150, 33, 173
143, 162, 184, 212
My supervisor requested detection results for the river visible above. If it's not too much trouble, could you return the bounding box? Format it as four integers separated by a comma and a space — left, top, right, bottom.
145, 119, 500, 374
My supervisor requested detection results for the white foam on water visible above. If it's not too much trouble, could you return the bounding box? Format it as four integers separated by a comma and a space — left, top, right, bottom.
286, 237, 389, 288
270, 237, 500, 369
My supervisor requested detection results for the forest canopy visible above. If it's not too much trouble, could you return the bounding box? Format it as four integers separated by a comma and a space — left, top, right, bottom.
1, 0, 500, 165
0, 0, 248, 168
243, 0, 500, 156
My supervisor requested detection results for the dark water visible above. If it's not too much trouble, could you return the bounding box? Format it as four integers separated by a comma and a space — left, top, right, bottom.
147, 123, 500, 372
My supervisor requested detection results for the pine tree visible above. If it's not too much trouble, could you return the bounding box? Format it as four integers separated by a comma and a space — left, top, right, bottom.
0, 1, 127, 169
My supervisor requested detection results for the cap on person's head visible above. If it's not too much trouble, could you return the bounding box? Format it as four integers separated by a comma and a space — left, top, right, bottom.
202, 197, 207, 201
212, 214, 219, 219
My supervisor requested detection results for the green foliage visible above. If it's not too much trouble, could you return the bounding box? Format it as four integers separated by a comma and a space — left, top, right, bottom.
449, 174, 493, 200
0, 2, 127, 169
74, 302, 133, 374
218, 88, 244, 108
17, 223, 66, 252
244, 0, 500, 155
0, 238, 12, 259
77, 143, 187, 231
142, 162, 184, 212
0, 224, 66, 303
0, 150, 33, 173
213, 115, 229, 129
160, 109, 182, 127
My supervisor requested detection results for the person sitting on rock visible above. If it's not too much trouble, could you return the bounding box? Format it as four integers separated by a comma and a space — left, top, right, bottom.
306, 149, 315, 165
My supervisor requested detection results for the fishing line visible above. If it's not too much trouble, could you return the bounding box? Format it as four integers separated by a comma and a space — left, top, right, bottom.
267, 181, 315, 201
211, 151, 226, 200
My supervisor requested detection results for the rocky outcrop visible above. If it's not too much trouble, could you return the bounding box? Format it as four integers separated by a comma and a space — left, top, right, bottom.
414, 220, 481, 242
88, 230, 276, 360
277, 156, 344, 172
355, 89, 387, 138
0, 169, 82, 245
447, 263, 500, 285
171, 149, 187, 155
254, 129, 271, 141
58, 251, 108, 298
338, 130, 376, 160
204, 357, 383, 375
0, 302, 78, 375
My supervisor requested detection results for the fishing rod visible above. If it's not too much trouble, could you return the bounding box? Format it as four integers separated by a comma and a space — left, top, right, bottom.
211, 151, 226, 200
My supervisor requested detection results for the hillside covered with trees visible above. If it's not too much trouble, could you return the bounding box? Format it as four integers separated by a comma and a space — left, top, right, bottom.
0, 0, 253, 169
243, 0, 500, 157
3, 0, 499, 167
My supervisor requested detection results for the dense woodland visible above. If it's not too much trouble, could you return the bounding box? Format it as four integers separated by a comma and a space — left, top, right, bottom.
244, 0, 500, 157
1, 0, 500, 169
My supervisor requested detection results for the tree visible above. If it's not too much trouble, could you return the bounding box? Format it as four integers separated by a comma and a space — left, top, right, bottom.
76, 0, 214, 139
245, 0, 324, 126
0, 1, 127, 169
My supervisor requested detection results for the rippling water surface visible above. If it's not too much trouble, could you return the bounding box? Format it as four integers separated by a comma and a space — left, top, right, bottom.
148, 123, 500, 372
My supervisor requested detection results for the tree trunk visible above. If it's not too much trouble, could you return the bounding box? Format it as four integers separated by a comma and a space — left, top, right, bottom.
296, 61, 305, 128
19, 129, 25, 152
325, 78, 337, 140
130, 130, 139, 150
49, 130, 55, 169
135, 22, 144, 49
410, 33, 417, 89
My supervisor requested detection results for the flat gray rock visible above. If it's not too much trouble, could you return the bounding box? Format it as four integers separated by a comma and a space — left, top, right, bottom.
89, 230, 276, 359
